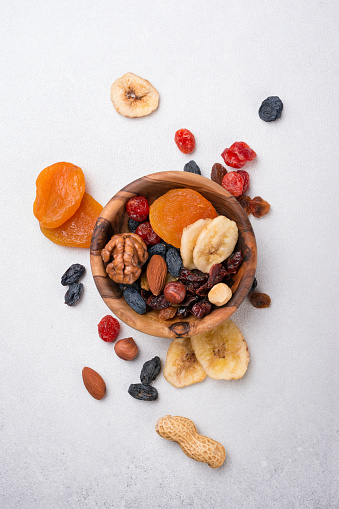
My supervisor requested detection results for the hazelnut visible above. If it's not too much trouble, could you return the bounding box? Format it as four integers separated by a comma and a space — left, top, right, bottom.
163, 281, 186, 305
114, 337, 138, 361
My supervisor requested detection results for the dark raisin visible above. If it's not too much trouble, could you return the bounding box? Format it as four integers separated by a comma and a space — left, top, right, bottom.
65, 282, 83, 306
124, 288, 147, 314
184, 160, 201, 175
250, 197, 270, 218
250, 292, 271, 308
259, 96, 283, 122
237, 195, 252, 215
128, 218, 141, 233
211, 163, 227, 185
140, 356, 161, 384
179, 268, 208, 283
251, 277, 258, 291
61, 264, 85, 286
128, 383, 158, 401
191, 300, 212, 319
166, 248, 183, 278
119, 281, 140, 292
177, 307, 190, 318
186, 281, 205, 294
148, 243, 167, 259
226, 251, 243, 274
159, 307, 177, 320
147, 294, 171, 310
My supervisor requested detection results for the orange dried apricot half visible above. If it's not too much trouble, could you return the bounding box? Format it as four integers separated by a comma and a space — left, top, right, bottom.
149, 188, 218, 248
33, 162, 85, 228
40, 193, 103, 248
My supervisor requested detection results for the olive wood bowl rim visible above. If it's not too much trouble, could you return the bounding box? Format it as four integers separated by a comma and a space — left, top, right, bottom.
90, 171, 257, 339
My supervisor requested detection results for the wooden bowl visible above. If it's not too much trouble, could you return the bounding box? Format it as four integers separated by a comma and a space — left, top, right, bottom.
90, 171, 256, 338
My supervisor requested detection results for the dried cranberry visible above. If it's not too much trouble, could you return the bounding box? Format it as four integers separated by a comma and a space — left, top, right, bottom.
126, 196, 149, 222
98, 315, 120, 342
237, 170, 250, 193
207, 264, 228, 286
191, 300, 212, 319
230, 142, 256, 163
237, 195, 251, 215
181, 295, 199, 307
222, 172, 244, 197
211, 163, 227, 185
250, 292, 271, 308
175, 129, 195, 154
186, 281, 204, 294
147, 294, 171, 310
250, 197, 270, 218
179, 268, 208, 283
135, 221, 161, 246
226, 251, 243, 274
221, 142, 256, 169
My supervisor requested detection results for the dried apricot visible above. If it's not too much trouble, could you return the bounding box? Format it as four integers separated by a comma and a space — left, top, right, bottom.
149, 189, 217, 248
40, 193, 102, 248
33, 162, 85, 228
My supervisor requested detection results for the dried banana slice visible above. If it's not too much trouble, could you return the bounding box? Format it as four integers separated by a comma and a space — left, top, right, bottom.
164, 337, 206, 388
110, 72, 159, 118
180, 218, 213, 270
193, 216, 238, 273
190, 320, 249, 380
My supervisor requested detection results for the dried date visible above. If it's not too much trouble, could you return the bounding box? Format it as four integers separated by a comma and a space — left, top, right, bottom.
140, 356, 161, 385
61, 264, 85, 286
128, 383, 158, 401
64, 282, 83, 306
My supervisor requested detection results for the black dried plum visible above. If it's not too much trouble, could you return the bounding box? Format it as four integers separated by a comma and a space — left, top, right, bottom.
61, 264, 85, 286
166, 248, 183, 278
148, 243, 167, 259
259, 96, 283, 122
128, 383, 158, 401
184, 160, 201, 175
65, 282, 83, 306
140, 356, 161, 385
124, 288, 146, 314
128, 218, 140, 233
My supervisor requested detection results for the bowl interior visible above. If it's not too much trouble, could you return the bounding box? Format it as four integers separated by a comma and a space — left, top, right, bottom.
90, 171, 256, 338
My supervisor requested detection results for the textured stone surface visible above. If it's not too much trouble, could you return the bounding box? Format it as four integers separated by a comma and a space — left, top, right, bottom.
0, 0, 338, 508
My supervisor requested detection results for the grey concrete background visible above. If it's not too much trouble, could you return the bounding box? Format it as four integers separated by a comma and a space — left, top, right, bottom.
0, 0, 338, 508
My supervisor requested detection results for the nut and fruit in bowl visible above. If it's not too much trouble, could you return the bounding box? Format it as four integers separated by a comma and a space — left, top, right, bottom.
100, 188, 245, 321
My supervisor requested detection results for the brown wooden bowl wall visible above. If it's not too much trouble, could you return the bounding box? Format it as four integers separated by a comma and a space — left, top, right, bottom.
90, 171, 257, 338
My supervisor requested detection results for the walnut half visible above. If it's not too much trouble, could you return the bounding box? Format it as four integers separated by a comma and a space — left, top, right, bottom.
101, 233, 148, 285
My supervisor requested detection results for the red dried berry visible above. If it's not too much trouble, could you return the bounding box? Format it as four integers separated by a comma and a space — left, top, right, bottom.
135, 221, 161, 246
126, 196, 149, 222
237, 195, 252, 215
191, 300, 212, 319
211, 163, 227, 185
237, 170, 250, 193
230, 142, 256, 162
98, 315, 120, 342
221, 142, 256, 169
222, 172, 244, 197
250, 196, 270, 218
175, 129, 195, 154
